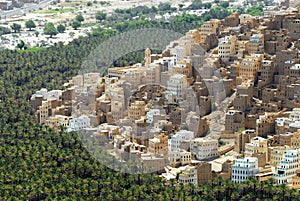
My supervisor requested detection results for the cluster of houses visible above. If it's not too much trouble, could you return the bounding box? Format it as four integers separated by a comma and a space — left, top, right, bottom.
31, 5, 300, 187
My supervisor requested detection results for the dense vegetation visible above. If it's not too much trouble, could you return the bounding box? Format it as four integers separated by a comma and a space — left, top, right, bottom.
92, 6, 231, 37
0, 6, 299, 200
0, 26, 11, 36
245, 5, 264, 16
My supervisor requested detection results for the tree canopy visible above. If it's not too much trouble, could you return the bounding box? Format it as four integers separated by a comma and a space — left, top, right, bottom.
72, 20, 81, 30
247, 5, 264, 16
76, 14, 85, 22
95, 11, 107, 21
57, 24, 66, 33
0, 26, 11, 35
10, 23, 21, 33
25, 20, 36, 31
43, 22, 58, 38
16, 40, 26, 50
219, 1, 229, 8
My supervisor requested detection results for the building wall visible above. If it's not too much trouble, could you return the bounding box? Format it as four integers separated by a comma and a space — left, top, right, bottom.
195, 162, 212, 185
238, 54, 263, 81
282, 16, 300, 40
199, 19, 222, 43
274, 150, 300, 185
235, 129, 257, 153
275, 50, 298, 76
190, 138, 219, 160
223, 13, 240, 27
168, 130, 194, 152
292, 170, 300, 187
178, 165, 198, 185
148, 133, 168, 157
46, 115, 71, 130
247, 34, 264, 54
62, 87, 75, 105
244, 137, 268, 162
231, 157, 259, 183
291, 130, 300, 148
218, 35, 237, 63
30, 95, 43, 111
256, 113, 277, 138
270, 146, 291, 167
128, 101, 146, 121
225, 110, 245, 134
257, 60, 274, 88
168, 149, 191, 166
166, 74, 188, 101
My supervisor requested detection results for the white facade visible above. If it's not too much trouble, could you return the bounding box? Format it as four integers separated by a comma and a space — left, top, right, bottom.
156, 57, 176, 71
276, 108, 300, 131
98, 124, 120, 138
168, 149, 191, 165
190, 138, 219, 160
166, 74, 188, 101
31, 88, 62, 100
274, 150, 300, 185
276, 117, 289, 127
168, 130, 194, 152
67, 115, 90, 132
146, 109, 162, 124
290, 108, 300, 119
45, 90, 62, 100
170, 46, 185, 66
218, 35, 237, 61
231, 157, 259, 183
178, 165, 198, 185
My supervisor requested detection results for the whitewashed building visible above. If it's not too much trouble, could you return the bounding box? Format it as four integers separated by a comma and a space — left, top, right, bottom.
166, 74, 188, 102
276, 108, 300, 132
67, 115, 90, 132
168, 130, 194, 152
190, 138, 219, 160
231, 157, 259, 183
168, 149, 192, 165
146, 109, 162, 124
274, 149, 300, 185
45, 90, 62, 100
178, 165, 198, 185
218, 35, 237, 62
